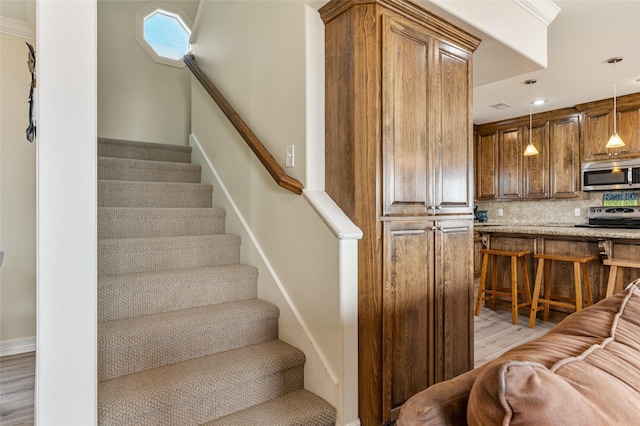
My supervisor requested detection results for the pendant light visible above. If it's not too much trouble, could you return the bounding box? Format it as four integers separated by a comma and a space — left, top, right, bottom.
523, 79, 539, 156
605, 57, 625, 150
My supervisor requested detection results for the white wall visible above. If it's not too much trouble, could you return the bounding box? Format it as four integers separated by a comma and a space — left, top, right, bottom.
189, 2, 359, 424
37, 0, 97, 423
0, 32, 37, 355
97, 0, 199, 146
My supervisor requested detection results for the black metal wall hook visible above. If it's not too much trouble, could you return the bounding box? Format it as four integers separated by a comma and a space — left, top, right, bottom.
26, 42, 36, 143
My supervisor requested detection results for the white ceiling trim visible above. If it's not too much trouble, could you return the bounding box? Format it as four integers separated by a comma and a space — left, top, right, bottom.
0, 15, 35, 39
513, 0, 561, 26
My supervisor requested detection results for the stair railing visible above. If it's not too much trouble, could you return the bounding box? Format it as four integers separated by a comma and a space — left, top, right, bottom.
184, 54, 304, 195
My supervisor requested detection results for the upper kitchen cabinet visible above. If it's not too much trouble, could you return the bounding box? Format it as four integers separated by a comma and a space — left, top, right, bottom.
577, 93, 640, 161
499, 127, 524, 199
549, 115, 580, 198
475, 109, 580, 201
523, 121, 549, 198
475, 130, 499, 200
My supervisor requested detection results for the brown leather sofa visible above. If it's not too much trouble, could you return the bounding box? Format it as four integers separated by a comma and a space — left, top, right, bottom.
398, 279, 640, 425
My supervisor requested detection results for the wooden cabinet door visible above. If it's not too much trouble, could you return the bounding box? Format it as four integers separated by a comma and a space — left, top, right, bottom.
582, 109, 612, 161
523, 123, 549, 199
473, 231, 482, 278
475, 131, 498, 200
581, 98, 640, 161
432, 41, 473, 215
550, 116, 580, 198
381, 15, 433, 217
434, 220, 474, 381
499, 128, 524, 199
382, 220, 436, 420
618, 106, 640, 155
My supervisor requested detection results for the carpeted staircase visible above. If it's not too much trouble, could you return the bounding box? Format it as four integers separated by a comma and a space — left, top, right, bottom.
97, 138, 336, 425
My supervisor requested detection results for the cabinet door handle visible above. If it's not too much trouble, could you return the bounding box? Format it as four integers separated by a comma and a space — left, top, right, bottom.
395, 229, 428, 236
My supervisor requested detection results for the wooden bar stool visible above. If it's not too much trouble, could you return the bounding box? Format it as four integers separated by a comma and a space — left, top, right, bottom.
474, 249, 532, 325
604, 258, 640, 297
528, 253, 596, 328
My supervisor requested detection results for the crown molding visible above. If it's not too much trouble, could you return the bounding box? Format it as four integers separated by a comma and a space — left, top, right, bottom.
513, 0, 561, 26
0, 15, 35, 39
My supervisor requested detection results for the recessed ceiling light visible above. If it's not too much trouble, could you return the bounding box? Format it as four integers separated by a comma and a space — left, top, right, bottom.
533, 99, 546, 106
490, 103, 511, 109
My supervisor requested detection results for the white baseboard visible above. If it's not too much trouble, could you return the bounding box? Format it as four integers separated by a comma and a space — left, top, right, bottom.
1, 336, 36, 357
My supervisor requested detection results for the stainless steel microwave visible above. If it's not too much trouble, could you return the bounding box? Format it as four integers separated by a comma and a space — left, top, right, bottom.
582, 159, 640, 191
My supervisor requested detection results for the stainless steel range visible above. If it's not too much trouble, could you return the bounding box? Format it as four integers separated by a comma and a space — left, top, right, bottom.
576, 207, 640, 229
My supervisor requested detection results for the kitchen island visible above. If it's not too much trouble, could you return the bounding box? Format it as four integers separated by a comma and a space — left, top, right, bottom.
475, 223, 640, 316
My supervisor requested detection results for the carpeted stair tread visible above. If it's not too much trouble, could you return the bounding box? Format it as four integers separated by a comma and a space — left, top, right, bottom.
201, 389, 336, 426
98, 157, 202, 183
98, 180, 213, 208
98, 207, 226, 239
97, 137, 336, 424
99, 299, 279, 380
98, 235, 240, 276
98, 340, 305, 426
98, 137, 192, 163
98, 264, 258, 321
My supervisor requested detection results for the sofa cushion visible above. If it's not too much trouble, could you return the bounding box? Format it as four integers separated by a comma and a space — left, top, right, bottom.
467, 279, 640, 426
397, 365, 485, 425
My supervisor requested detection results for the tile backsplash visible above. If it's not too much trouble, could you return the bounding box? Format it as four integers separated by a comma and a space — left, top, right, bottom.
476, 193, 604, 226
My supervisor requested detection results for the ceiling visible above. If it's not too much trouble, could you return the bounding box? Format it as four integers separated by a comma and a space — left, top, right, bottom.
2, 0, 639, 126
417, 0, 640, 125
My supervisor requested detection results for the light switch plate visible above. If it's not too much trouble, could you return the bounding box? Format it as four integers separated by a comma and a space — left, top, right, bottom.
285, 145, 294, 168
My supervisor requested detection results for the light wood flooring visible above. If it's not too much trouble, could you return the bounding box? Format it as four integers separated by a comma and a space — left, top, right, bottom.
0, 305, 556, 425
473, 307, 556, 368
0, 352, 35, 426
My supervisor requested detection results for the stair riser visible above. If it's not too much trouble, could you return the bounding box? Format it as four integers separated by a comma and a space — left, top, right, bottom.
99, 267, 258, 322
98, 181, 212, 208
98, 209, 225, 239
98, 236, 240, 276
98, 158, 201, 183
98, 367, 304, 426
202, 390, 336, 426
98, 138, 191, 163
99, 319, 278, 380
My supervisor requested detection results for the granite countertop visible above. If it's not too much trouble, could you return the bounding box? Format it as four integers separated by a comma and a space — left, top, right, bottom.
474, 223, 640, 240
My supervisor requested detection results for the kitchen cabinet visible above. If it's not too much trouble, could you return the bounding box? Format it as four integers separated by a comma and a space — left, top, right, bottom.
475, 131, 499, 200
523, 122, 548, 198
499, 127, 524, 199
549, 116, 580, 198
475, 110, 581, 201
474, 230, 483, 277
382, 22, 474, 217
577, 92, 640, 161
320, 1, 479, 424
383, 219, 473, 410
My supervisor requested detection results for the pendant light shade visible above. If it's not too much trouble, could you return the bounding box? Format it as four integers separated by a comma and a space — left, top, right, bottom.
606, 132, 625, 149
524, 79, 539, 156
605, 57, 625, 150
524, 142, 540, 156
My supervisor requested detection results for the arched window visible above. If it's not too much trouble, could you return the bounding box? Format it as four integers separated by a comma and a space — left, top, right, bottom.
136, 3, 192, 68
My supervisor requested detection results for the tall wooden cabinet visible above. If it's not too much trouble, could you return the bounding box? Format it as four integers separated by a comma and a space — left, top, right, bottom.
319, 1, 479, 424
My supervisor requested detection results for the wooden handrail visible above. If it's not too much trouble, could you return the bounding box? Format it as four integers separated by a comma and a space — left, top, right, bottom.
184, 54, 303, 195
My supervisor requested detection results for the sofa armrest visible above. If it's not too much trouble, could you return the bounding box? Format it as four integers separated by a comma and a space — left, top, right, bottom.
397, 366, 485, 426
